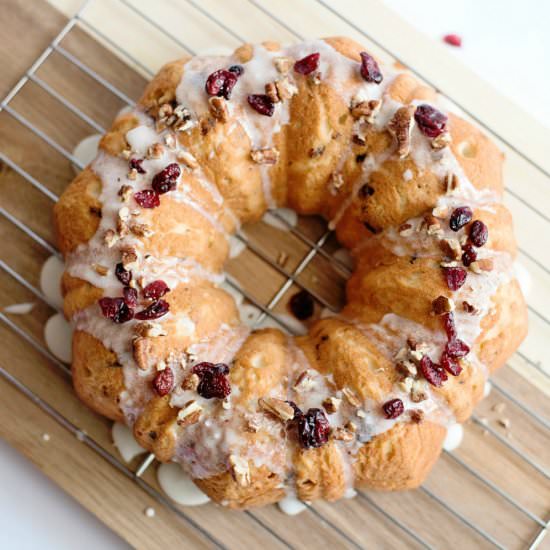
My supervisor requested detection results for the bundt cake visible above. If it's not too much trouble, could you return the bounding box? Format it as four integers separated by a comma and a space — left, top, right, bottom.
54, 37, 528, 508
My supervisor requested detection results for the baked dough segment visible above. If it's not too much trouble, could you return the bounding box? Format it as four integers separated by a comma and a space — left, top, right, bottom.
54, 36, 527, 509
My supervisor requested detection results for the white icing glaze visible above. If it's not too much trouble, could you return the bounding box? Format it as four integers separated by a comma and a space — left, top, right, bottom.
262, 208, 298, 231
61, 38, 523, 503
157, 462, 210, 506
3, 302, 35, 314
277, 495, 307, 515
40, 255, 65, 310
443, 423, 464, 451
44, 313, 73, 363
112, 422, 146, 463
72, 134, 101, 174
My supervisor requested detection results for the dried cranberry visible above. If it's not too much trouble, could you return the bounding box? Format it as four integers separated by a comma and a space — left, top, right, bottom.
443, 34, 462, 47
98, 297, 134, 323
469, 220, 488, 247
294, 53, 320, 75
228, 65, 244, 77
143, 280, 170, 300
247, 94, 275, 117
285, 400, 303, 420
129, 158, 146, 174
153, 367, 174, 396
289, 290, 314, 320
205, 69, 238, 99
115, 262, 132, 286
419, 355, 448, 387
134, 189, 160, 208
461, 243, 477, 267
382, 398, 404, 419
192, 362, 231, 399
449, 206, 473, 231
441, 353, 462, 376
135, 299, 169, 320
123, 286, 138, 307
359, 52, 383, 84
446, 338, 470, 358
297, 408, 330, 449
152, 163, 180, 195
443, 266, 467, 291
414, 104, 448, 138
442, 312, 458, 341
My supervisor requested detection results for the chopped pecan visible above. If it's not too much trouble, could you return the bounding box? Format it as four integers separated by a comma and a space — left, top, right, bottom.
121, 248, 138, 270
103, 229, 119, 248
293, 370, 315, 392
258, 397, 295, 422
229, 455, 251, 487
445, 172, 459, 193
250, 147, 280, 165
274, 56, 292, 73
176, 150, 199, 170
409, 409, 424, 423
388, 105, 415, 158
342, 387, 361, 407
350, 98, 381, 122
146, 143, 164, 160
432, 295, 455, 315
331, 427, 354, 442
92, 263, 109, 276
129, 222, 154, 238
410, 380, 428, 403
265, 82, 280, 103
398, 223, 414, 237
134, 322, 167, 338
322, 396, 342, 414
176, 400, 202, 426
182, 372, 200, 391
208, 96, 228, 123
439, 238, 462, 260
431, 131, 451, 150
118, 184, 133, 203
275, 76, 298, 100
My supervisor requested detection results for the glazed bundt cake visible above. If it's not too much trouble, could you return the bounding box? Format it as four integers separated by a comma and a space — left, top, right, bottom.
54, 37, 528, 508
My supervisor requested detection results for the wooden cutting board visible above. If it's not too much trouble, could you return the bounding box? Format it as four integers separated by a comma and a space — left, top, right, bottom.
1, 1, 549, 549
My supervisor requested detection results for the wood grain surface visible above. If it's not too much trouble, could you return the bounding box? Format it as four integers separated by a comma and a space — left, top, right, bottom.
0, 1, 549, 549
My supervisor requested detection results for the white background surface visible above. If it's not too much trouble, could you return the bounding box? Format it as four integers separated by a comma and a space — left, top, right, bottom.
1, 1, 548, 549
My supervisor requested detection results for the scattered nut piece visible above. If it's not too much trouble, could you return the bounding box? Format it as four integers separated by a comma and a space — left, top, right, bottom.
445, 172, 459, 193
432, 205, 449, 219
208, 96, 229, 123
129, 222, 154, 238
497, 418, 511, 429
92, 264, 109, 276
398, 376, 414, 393
250, 147, 280, 165
350, 98, 381, 122
275, 76, 298, 100
134, 322, 167, 338
431, 132, 451, 150
176, 400, 202, 426
432, 295, 455, 315
331, 427, 354, 442
344, 420, 357, 433
265, 82, 280, 103
409, 409, 424, 423
121, 248, 138, 270
387, 105, 415, 158
120, 148, 132, 160
164, 133, 177, 150
462, 301, 479, 314
293, 370, 315, 392
274, 56, 292, 73
398, 223, 414, 237
439, 238, 462, 260
246, 417, 261, 433
424, 214, 442, 236
229, 455, 251, 487
182, 372, 200, 391
342, 387, 361, 407
156, 360, 167, 371
176, 150, 199, 170
396, 361, 417, 378
127, 168, 138, 180
410, 380, 428, 403
258, 397, 295, 422
147, 143, 164, 159
322, 396, 342, 414
103, 229, 119, 248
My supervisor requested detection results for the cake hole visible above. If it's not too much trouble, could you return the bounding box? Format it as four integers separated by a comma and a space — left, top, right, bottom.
458, 140, 478, 158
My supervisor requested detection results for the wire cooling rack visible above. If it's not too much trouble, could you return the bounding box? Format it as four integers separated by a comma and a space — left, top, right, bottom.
1, 0, 549, 548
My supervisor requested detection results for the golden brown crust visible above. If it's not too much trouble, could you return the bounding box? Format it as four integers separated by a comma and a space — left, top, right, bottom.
55, 36, 527, 509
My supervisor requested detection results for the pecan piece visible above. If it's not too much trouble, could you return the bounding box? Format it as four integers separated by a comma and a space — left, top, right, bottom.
388, 105, 415, 158
258, 397, 295, 422
250, 147, 280, 165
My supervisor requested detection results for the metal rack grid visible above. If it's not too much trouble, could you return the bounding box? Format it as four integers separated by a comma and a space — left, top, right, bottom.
0, 0, 549, 548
